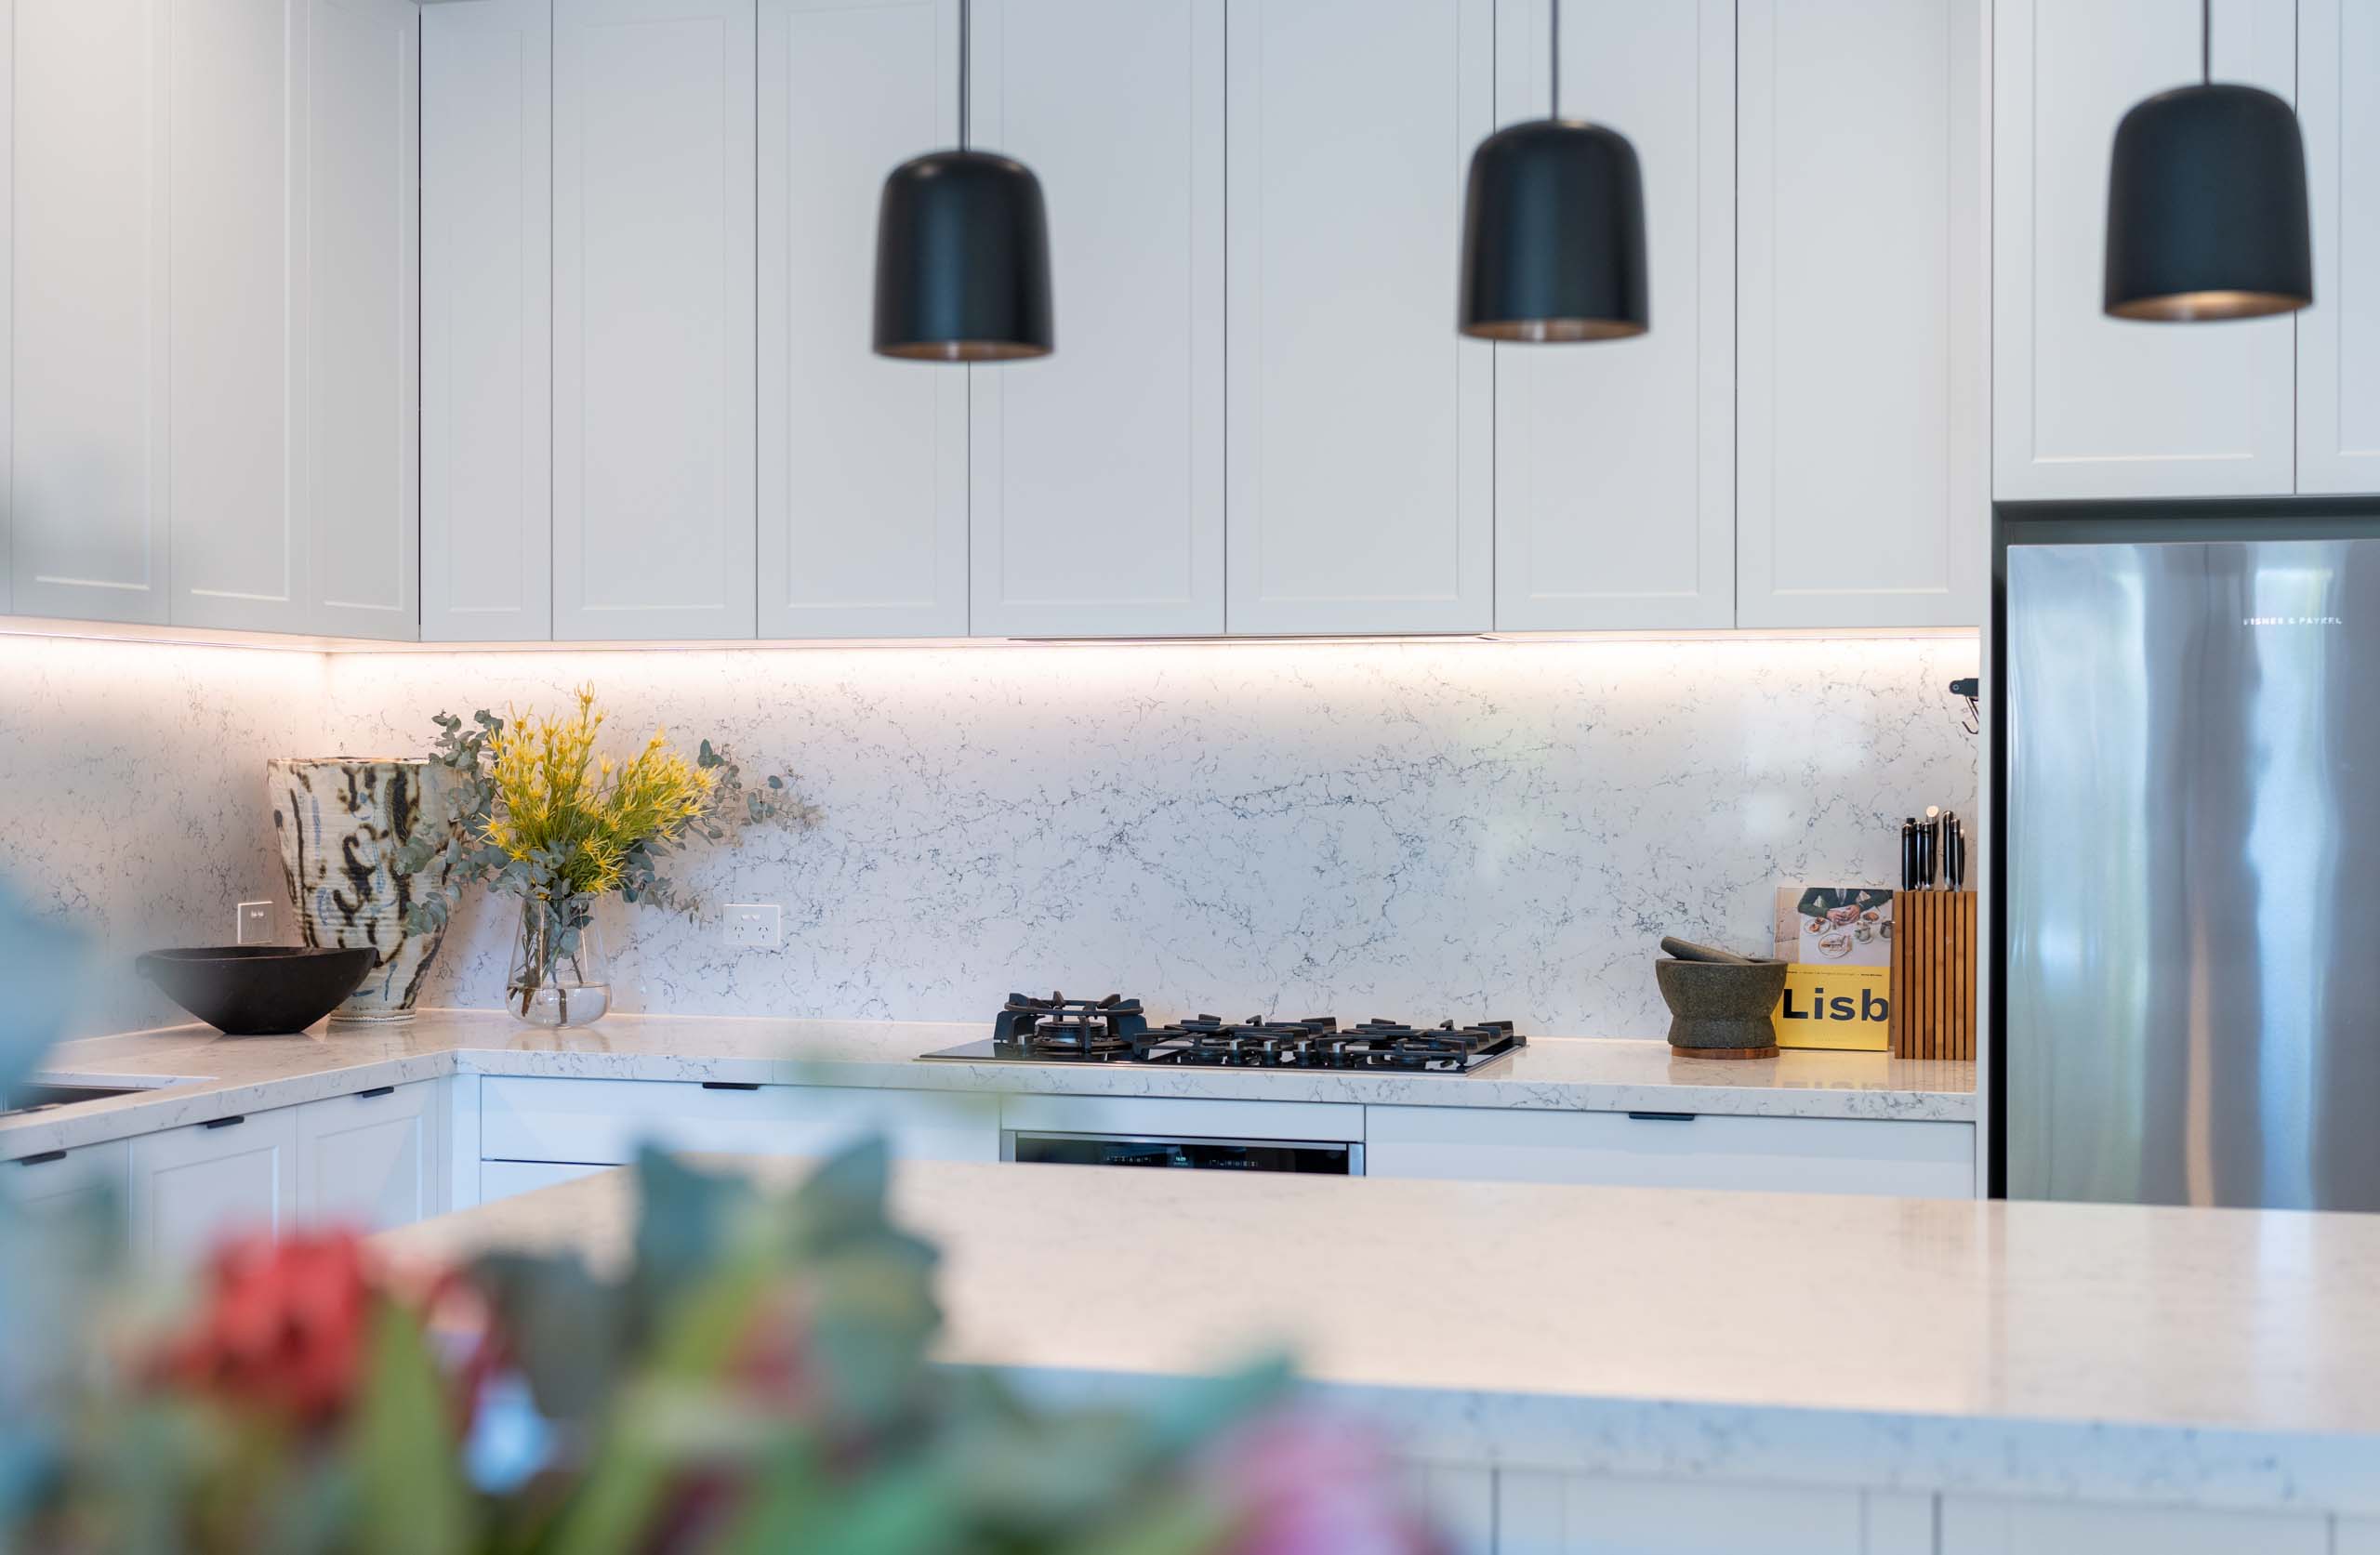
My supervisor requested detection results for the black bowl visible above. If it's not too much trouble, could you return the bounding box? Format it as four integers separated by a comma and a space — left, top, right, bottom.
136, 946, 377, 1035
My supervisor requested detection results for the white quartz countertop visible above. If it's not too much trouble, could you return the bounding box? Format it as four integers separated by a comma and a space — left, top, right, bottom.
4, 1008, 1973, 1159
375, 1154, 2380, 1516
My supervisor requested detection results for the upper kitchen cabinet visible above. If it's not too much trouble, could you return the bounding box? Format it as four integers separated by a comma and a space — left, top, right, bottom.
1993, 0, 2297, 501
1491, 0, 1734, 633
1223, 0, 1494, 636
7, 0, 170, 626
2296, 0, 2380, 494
553, 0, 759, 640
304, 0, 420, 641
7, 0, 417, 639
422, 0, 554, 642
967, 0, 1225, 639
757, 0, 967, 639
1737, 0, 1987, 628
166, 0, 311, 634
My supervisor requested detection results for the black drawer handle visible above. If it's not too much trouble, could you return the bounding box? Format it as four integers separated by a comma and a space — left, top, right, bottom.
16, 1150, 67, 1166
1626, 1111, 1699, 1123
356, 1086, 396, 1100
204, 1114, 246, 1130
700, 1081, 761, 1091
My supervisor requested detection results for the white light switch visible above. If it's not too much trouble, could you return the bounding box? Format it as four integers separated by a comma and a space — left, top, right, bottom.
723, 903, 781, 949
235, 901, 276, 944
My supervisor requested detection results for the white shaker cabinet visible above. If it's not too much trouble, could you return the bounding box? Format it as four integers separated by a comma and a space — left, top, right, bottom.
1223, 0, 1494, 636
296, 1081, 444, 1234
422, 0, 554, 642
6, 1139, 131, 1222
7, 0, 171, 626
166, 0, 311, 634
967, 0, 1225, 639
2296, 0, 2380, 494
128, 1109, 300, 1270
1490, 0, 1734, 633
1992, 0, 2297, 500
1738, 0, 1986, 627
553, 0, 759, 640
1939, 1496, 2324, 1555
305, 0, 420, 641
757, 0, 967, 639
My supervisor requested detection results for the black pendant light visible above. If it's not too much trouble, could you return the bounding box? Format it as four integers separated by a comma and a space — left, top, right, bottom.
873, 0, 1052, 361
2103, 0, 2310, 322
1458, 0, 1646, 342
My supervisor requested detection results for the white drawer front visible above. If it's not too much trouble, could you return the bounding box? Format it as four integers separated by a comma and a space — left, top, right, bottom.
1364, 1105, 1973, 1198
479, 1077, 999, 1166
999, 1093, 1364, 1145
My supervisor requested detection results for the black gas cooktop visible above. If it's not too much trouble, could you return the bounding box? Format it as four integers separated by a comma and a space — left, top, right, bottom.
916, 993, 1527, 1074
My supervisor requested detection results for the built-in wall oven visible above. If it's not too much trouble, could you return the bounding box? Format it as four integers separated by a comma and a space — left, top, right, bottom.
1002, 1130, 1362, 1175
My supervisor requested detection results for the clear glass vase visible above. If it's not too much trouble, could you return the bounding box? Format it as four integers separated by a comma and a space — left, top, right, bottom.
506, 897, 612, 1029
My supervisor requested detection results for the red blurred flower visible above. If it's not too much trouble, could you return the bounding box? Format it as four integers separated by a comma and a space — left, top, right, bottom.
156, 1230, 380, 1428
1210, 1413, 1448, 1555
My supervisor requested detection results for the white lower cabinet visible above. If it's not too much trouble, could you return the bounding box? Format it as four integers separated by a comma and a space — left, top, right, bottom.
128, 1108, 300, 1269
1497, 1472, 1928, 1555
296, 1080, 443, 1233
1937, 1496, 2325, 1555
477, 1077, 1000, 1175
1365, 1105, 1975, 1197
6, 1138, 131, 1221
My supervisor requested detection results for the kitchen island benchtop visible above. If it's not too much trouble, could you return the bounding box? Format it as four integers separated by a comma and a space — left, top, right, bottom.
376, 1153, 2380, 1518
5, 1008, 1973, 1159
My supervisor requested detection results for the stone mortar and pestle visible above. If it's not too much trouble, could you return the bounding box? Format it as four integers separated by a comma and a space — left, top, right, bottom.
1654, 936, 1788, 1059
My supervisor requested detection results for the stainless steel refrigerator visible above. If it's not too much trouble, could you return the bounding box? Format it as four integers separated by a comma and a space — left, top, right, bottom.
1999, 503, 2380, 1209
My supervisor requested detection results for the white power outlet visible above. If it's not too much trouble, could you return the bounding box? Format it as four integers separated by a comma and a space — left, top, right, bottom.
235, 901, 277, 944
723, 903, 782, 949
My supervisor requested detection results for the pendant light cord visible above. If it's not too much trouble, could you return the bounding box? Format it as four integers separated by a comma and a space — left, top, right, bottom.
1549, 0, 1561, 118
959, 0, 971, 151
2202, 0, 2211, 84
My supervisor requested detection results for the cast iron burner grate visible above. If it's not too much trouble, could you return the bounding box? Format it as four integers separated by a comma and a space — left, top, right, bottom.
993, 992, 1151, 1061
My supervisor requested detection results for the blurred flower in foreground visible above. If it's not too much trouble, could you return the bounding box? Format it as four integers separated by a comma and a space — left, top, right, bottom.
2, 1140, 1443, 1555
1212, 1413, 1451, 1555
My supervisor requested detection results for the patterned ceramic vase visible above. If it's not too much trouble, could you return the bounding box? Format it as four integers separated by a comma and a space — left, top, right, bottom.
269, 758, 455, 1022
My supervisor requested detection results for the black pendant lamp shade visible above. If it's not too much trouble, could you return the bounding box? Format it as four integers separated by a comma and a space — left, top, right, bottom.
1459, 119, 1647, 341
871, 0, 1052, 362
1457, 0, 1646, 343
2103, 1, 2311, 323
873, 150, 1053, 361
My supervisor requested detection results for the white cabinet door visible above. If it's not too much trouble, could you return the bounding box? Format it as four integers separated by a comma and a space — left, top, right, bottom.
1490, 0, 1733, 633
757, 0, 967, 639
1739, 0, 1986, 628
2296, 0, 2380, 494
422, 0, 553, 642
129, 1109, 300, 1270
1940, 1496, 2324, 1555
1992, 0, 2297, 500
305, 0, 417, 641
7, 0, 172, 626
297, 1081, 443, 1233
1364, 1105, 1976, 1198
554, 0, 758, 640
967, 0, 1224, 639
478, 1078, 1001, 1166
1223, 0, 1494, 635
1497, 1471, 1927, 1555
168, 0, 310, 633
7, 1139, 131, 1222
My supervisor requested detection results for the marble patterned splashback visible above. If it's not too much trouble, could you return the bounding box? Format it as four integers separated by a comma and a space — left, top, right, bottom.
0, 634, 328, 1038
322, 636, 1980, 1036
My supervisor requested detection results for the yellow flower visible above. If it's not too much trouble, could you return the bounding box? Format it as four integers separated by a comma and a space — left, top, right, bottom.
481, 686, 719, 899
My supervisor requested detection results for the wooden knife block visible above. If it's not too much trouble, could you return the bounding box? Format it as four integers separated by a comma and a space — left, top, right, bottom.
1890, 890, 1976, 1061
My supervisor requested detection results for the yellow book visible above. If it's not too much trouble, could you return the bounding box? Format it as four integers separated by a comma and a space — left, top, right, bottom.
1770, 886, 1893, 1051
